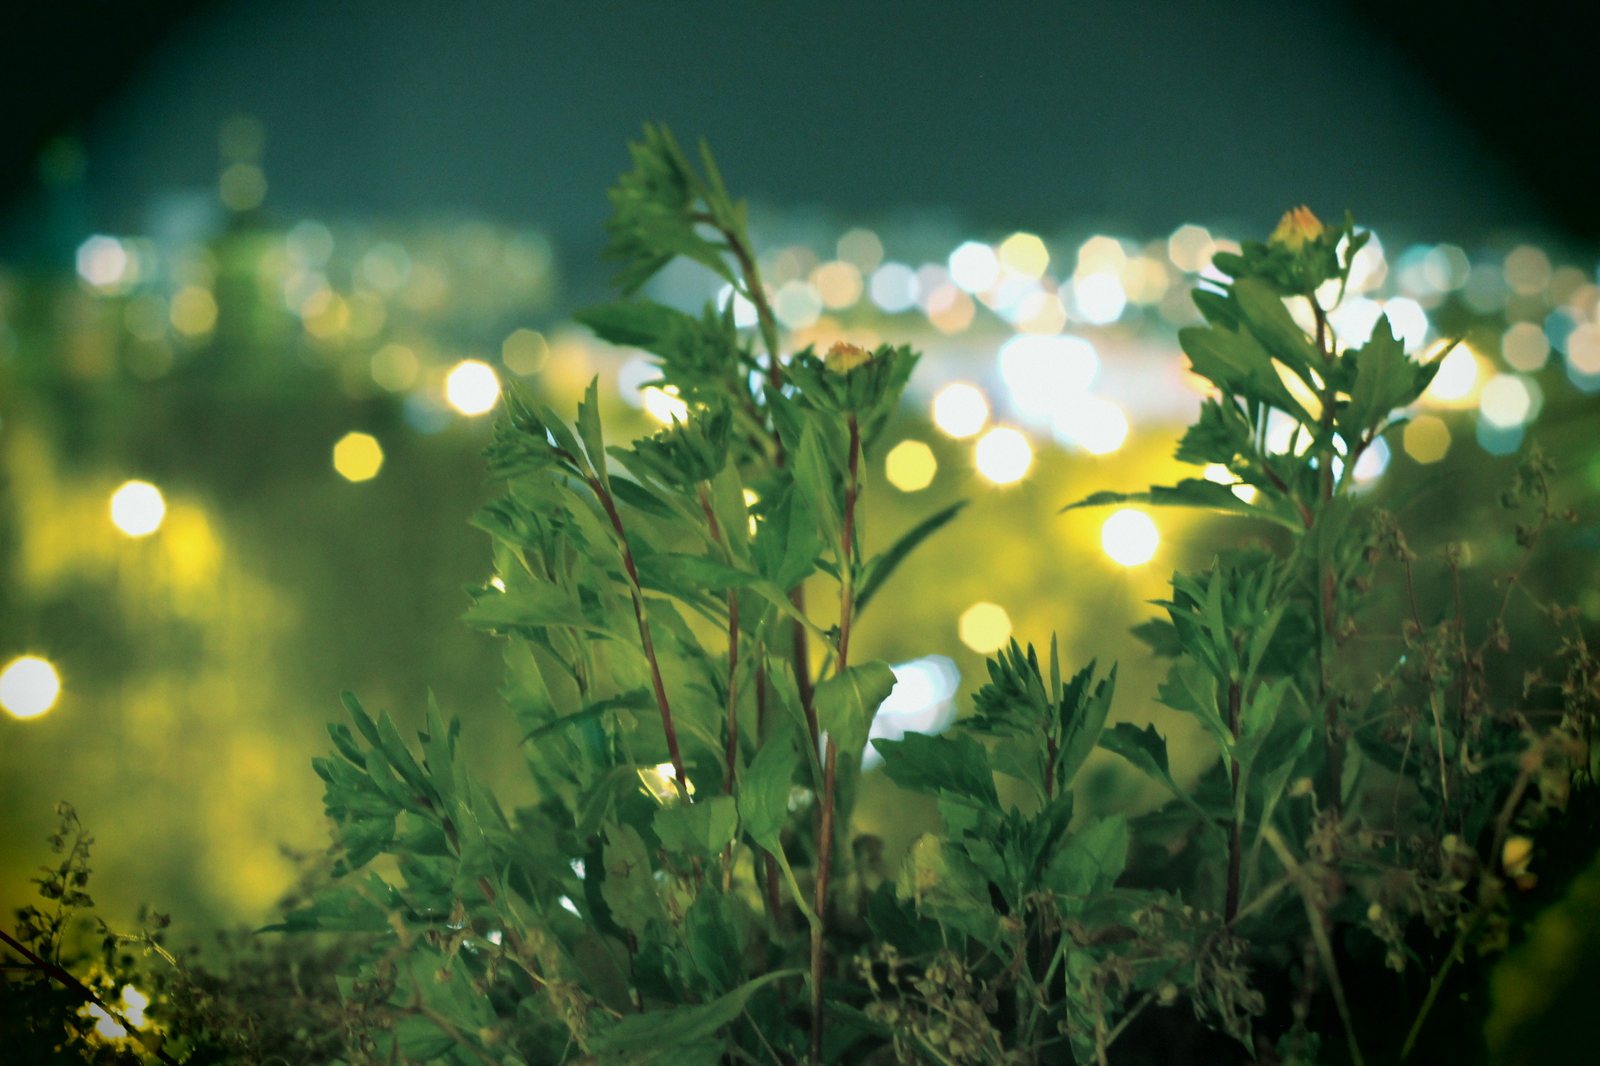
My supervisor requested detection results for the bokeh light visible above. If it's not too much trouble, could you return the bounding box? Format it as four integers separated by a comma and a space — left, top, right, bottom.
110, 480, 166, 537
885, 440, 937, 492
219, 162, 267, 210
642, 385, 690, 424
974, 427, 1032, 484
1502, 322, 1549, 372
836, 228, 884, 273
0, 656, 61, 720
949, 242, 1001, 293
925, 284, 976, 333
1423, 344, 1479, 405
1167, 225, 1215, 273
1101, 509, 1159, 566
502, 328, 550, 375
932, 383, 989, 438
959, 603, 1012, 653
370, 344, 419, 390
1403, 415, 1451, 463
1566, 324, 1600, 375
333, 432, 384, 482
76, 235, 130, 289
170, 286, 219, 335
774, 280, 823, 329
998, 334, 1098, 420
446, 360, 501, 415
811, 261, 863, 309
862, 655, 961, 771
1055, 397, 1128, 455
1479, 375, 1536, 429
998, 233, 1050, 279
1072, 273, 1127, 324
869, 262, 918, 313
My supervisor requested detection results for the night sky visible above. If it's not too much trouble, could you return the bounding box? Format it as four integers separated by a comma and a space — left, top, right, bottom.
2, 0, 1595, 269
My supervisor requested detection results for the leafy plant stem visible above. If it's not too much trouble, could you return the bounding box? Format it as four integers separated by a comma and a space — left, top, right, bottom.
810, 739, 838, 1065
589, 471, 690, 800
838, 412, 860, 671
1262, 827, 1364, 1066
0, 928, 181, 1066
1226, 678, 1243, 923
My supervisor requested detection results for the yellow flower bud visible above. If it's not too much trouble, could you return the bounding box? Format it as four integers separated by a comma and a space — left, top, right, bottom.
824, 341, 873, 373
1270, 206, 1325, 251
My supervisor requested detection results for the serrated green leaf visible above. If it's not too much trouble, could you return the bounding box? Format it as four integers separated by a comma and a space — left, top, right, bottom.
653, 795, 739, 856
599, 823, 667, 936
738, 737, 799, 853
1044, 815, 1129, 905
873, 731, 999, 809
814, 660, 897, 759
593, 969, 800, 1058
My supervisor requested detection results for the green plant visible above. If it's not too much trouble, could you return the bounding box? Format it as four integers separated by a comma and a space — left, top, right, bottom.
280, 132, 1598, 1066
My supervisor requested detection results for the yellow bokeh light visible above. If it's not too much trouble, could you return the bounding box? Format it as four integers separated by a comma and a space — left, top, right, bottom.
932, 383, 988, 438
974, 427, 1032, 485
959, 602, 1013, 654
639, 760, 693, 802
1076, 235, 1128, 278
110, 480, 166, 537
642, 384, 690, 424
1501, 322, 1549, 372
1403, 415, 1451, 464
811, 261, 864, 309
998, 232, 1050, 279
1101, 509, 1159, 567
446, 359, 501, 415
169, 286, 218, 336
1, 656, 61, 720
333, 432, 384, 482
370, 343, 419, 391
1423, 344, 1480, 405
885, 440, 937, 492
502, 328, 550, 375
1167, 224, 1215, 273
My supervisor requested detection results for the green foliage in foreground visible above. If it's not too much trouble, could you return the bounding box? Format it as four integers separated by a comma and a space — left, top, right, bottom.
7, 128, 1598, 1066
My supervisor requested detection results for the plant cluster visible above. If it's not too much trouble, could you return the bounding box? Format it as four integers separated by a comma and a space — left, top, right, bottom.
9, 129, 1598, 1066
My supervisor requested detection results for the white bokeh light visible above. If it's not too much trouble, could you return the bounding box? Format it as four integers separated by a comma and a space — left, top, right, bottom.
1101, 509, 1160, 567
446, 360, 501, 415
861, 655, 961, 770
110, 480, 166, 537
1479, 374, 1536, 429
1054, 397, 1129, 455
997, 334, 1098, 421
949, 242, 1002, 294
1383, 298, 1430, 351
75, 235, 130, 289
974, 428, 1032, 484
1072, 273, 1127, 324
0, 656, 61, 720
869, 263, 919, 313
932, 383, 990, 438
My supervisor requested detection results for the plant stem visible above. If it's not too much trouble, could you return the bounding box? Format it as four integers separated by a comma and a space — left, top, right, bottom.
1, 929, 182, 1066
590, 473, 690, 800
1226, 679, 1243, 923
810, 738, 838, 1066
810, 412, 860, 1065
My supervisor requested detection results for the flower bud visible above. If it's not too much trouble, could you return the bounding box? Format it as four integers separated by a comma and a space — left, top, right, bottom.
824, 341, 873, 374
1270, 206, 1325, 252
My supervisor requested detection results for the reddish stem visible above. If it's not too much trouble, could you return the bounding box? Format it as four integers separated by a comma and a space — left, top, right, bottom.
810, 739, 839, 1066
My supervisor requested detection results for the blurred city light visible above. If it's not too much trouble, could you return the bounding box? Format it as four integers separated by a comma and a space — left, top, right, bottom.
949, 241, 1001, 293
642, 385, 689, 424
446, 360, 501, 415
811, 261, 863, 309
110, 480, 166, 537
1403, 415, 1451, 463
75, 235, 130, 289
998, 233, 1050, 279
868, 262, 918, 313
333, 432, 385, 482
1054, 397, 1128, 455
998, 334, 1098, 420
1101, 509, 1159, 566
1352, 437, 1391, 482
1479, 374, 1537, 429
959, 603, 1012, 653
1072, 273, 1127, 324
932, 383, 989, 438
885, 440, 937, 492
1167, 225, 1215, 273
1502, 322, 1550, 372
836, 228, 884, 273
0, 656, 61, 720
974, 427, 1032, 484
1424, 344, 1480, 405
861, 655, 961, 770
502, 328, 550, 375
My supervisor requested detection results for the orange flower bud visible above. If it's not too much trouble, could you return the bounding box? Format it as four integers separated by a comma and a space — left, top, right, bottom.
1270, 206, 1325, 251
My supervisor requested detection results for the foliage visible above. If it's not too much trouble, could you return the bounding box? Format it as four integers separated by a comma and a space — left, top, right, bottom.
279, 139, 1598, 1065
1, 804, 351, 1065
10, 129, 1597, 1066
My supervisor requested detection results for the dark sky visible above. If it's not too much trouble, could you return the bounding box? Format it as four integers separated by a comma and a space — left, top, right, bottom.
4, 0, 1596, 264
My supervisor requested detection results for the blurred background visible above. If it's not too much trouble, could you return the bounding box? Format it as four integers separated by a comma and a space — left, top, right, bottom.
1, 0, 1597, 987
